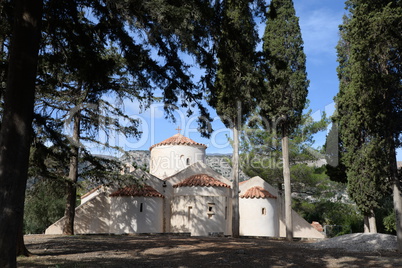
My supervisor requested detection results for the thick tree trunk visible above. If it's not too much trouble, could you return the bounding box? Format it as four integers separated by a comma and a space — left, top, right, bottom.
231, 102, 241, 238
282, 133, 293, 241
63, 112, 81, 235
368, 209, 377, 234
0, 0, 42, 266
363, 215, 370, 233
16, 224, 30, 257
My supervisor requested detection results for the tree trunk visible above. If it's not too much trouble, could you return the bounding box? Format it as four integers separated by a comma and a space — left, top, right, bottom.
368, 209, 377, 234
363, 215, 370, 233
392, 179, 402, 252
63, 111, 81, 235
282, 125, 293, 241
389, 145, 402, 252
0, 0, 42, 266
16, 223, 30, 257
231, 102, 241, 238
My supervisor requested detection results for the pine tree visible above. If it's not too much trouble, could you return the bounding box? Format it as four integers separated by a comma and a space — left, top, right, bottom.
35, 0, 217, 236
241, 110, 331, 198
208, 0, 263, 237
0, 0, 216, 264
36, 11, 145, 233
335, 0, 402, 247
260, 0, 308, 240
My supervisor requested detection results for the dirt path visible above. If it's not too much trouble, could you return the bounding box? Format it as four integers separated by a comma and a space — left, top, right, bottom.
18, 234, 401, 267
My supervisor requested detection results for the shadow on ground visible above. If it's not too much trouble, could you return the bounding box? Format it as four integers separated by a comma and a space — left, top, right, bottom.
18, 234, 402, 267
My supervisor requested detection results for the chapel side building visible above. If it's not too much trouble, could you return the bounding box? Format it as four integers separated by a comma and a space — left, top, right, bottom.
45, 133, 324, 239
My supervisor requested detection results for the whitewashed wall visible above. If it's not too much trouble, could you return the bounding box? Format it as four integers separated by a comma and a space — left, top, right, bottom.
240, 176, 325, 239
45, 193, 111, 234
109, 196, 163, 234
171, 194, 229, 236
239, 198, 278, 237
150, 145, 206, 178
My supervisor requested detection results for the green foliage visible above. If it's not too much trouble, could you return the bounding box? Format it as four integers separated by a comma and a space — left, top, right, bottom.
374, 195, 397, 234
384, 213, 396, 233
240, 110, 333, 198
346, 139, 389, 214
293, 199, 364, 237
260, 0, 308, 134
334, 0, 402, 215
209, 0, 263, 126
24, 179, 66, 234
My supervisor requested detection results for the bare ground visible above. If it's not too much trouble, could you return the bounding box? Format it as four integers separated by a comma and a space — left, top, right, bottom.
18, 234, 401, 267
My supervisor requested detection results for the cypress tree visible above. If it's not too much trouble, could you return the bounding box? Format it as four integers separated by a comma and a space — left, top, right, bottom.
260, 0, 308, 240
209, 0, 263, 237
335, 0, 402, 249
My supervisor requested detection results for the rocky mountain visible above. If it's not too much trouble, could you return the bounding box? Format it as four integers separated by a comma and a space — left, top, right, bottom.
124, 150, 249, 181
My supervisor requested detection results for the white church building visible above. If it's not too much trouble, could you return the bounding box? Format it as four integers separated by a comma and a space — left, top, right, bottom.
45, 133, 324, 239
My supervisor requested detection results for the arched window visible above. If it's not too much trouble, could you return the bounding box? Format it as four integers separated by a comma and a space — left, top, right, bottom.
186, 158, 190, 165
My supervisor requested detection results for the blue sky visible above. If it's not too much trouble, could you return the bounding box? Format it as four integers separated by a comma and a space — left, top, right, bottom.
92, 1, 401, 160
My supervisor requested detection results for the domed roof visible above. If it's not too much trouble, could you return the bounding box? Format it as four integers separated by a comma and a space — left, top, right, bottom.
173, 174, 230, 188
149, 133, 207, 151
240, 186, 277, 199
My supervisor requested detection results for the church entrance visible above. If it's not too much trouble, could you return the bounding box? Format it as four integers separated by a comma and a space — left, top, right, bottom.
171, 195, 228, 236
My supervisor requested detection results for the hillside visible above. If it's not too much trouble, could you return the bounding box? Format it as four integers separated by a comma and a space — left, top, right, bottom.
124, 150, 249, 181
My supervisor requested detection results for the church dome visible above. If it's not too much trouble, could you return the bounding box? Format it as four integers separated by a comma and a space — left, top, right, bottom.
240, 186, 277, 199
149, 133, 207, 151
149, 133, 207, 179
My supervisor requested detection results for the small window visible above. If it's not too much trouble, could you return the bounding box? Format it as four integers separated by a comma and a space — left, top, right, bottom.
188, 206, 192, 222
225, 206, 228, 220
262, 207, 266, 215
186, 158, 190, 165
207, 203, 215, 218
140, 203, 143, 212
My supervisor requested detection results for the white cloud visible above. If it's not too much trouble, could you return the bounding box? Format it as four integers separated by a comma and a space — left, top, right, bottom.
299, 8, 343, 58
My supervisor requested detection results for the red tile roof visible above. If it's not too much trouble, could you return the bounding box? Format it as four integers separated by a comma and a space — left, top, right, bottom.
173, 174, 231, 188
240, 186, 277, 199
110, 185, 164, 198
149, 133, 207, 151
